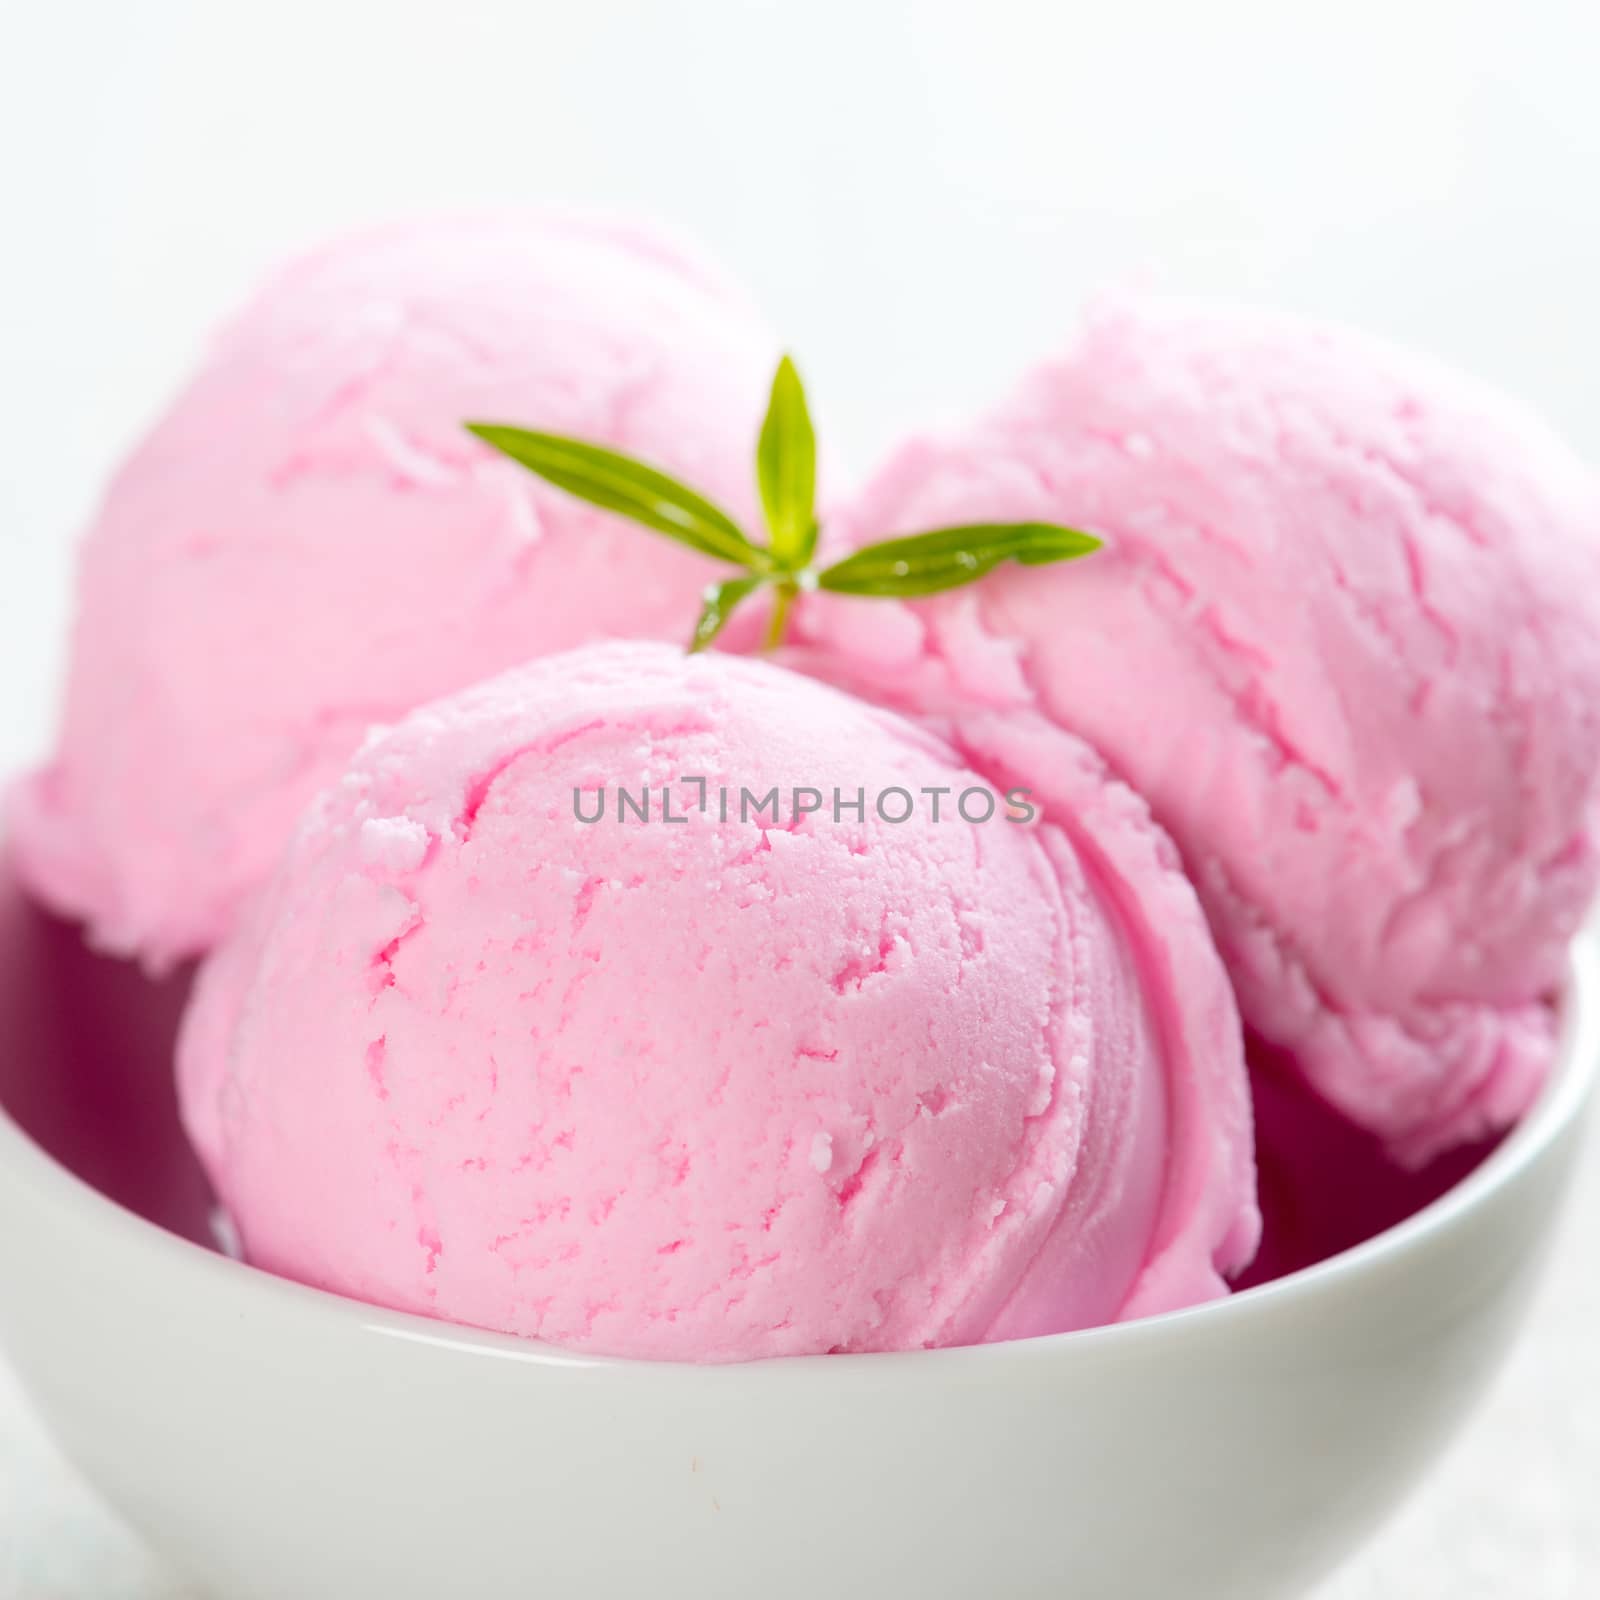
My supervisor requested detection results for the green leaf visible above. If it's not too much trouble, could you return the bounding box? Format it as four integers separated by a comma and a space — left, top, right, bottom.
816, 522, 1102, 598
466, 423, 764, 570
755, 356, 817, 567
689, 574, 767, 653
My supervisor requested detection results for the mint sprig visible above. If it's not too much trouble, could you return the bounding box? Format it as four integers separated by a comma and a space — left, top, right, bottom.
466, 356, 1101, 651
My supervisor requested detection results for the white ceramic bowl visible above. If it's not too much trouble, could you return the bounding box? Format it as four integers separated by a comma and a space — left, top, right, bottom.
0, 861, 1593, 1600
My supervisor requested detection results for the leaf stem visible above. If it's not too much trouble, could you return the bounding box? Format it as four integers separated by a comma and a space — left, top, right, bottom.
764, 582, 796, 651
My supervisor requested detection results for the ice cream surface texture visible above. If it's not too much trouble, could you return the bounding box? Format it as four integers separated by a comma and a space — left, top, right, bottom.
9, 213, 781, 968
178, 642, 1258, 1362
805, 296, 1600, 1160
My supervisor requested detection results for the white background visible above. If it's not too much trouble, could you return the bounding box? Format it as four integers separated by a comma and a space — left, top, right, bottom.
0, 1, 1596, 1593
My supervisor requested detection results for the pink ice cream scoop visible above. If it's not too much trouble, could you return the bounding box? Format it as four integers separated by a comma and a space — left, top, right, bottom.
801, 296, 1600, 1161
177, 641, 1258, 1362
8, 213, 781, 969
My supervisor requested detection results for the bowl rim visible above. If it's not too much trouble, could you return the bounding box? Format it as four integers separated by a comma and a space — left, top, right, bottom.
2, 932, 1595, 1376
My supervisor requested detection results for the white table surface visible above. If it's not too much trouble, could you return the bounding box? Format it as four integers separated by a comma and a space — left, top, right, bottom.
1, 1134, 1595, 1598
